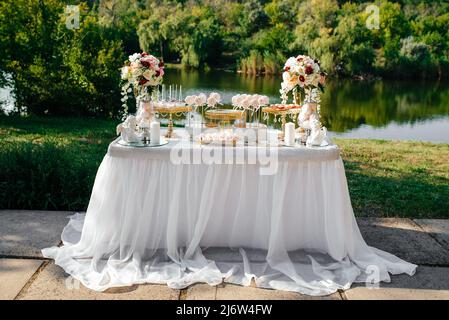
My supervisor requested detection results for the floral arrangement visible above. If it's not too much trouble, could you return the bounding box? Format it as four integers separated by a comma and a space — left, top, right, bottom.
280, 55, 326, 104
121, 52, 165, 116
185, 92, 221, 109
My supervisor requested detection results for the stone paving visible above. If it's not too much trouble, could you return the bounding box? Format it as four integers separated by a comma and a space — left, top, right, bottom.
1, 210, 448, 300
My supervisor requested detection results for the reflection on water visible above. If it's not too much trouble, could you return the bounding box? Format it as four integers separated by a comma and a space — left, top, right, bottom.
165, 69, 449, 143
1, 69, 448, 143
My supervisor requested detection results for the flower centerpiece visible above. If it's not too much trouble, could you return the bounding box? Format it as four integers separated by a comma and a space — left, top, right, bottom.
280, 55, 328, 146
120, 52, 165, 123
280, 55, 326, 105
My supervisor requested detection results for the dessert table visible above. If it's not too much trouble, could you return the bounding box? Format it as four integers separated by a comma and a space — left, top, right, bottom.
42, 130, 416, 296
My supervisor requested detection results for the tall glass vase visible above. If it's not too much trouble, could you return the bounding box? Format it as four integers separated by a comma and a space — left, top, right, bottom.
137, 99, 154, 143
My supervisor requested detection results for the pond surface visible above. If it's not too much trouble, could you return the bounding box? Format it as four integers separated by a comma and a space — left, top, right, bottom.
165, 69, 449, 143
2, 69, 449, 143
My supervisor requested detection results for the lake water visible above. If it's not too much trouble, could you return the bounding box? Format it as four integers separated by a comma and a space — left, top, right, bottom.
2, 69, 449, 143
165, 69, 449, 143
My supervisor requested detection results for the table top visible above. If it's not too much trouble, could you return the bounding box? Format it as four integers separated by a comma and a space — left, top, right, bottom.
108, 129, 340, 162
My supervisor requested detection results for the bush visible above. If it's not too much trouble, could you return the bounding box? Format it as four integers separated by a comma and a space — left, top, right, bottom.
0, 1, 127, 118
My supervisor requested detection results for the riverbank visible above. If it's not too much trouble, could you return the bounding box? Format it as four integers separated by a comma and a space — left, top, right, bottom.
1, 115, 448, 218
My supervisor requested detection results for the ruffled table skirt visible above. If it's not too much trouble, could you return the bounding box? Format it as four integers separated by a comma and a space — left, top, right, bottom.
42, 139, 416, 295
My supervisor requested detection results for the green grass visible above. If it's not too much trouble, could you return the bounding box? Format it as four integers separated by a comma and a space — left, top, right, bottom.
0, 116, 118, 210
0, 115, 448, 218
334, 138, 449, 218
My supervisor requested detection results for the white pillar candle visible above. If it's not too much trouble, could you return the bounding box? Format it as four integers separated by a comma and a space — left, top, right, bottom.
179, 85, 182, 100
284, 122, 295, 146
150, 121, 160, 145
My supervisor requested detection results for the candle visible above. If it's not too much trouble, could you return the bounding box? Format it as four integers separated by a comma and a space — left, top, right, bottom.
150, 121, 160, 145
284, 122, 295, 146
179, 85, 182, 101
169, 85, 172, 101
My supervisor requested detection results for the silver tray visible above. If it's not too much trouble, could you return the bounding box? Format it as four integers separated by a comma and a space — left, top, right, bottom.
117, 137, 169, 148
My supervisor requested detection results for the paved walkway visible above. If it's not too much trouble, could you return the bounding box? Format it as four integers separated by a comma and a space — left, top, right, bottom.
1, 210, 448, 300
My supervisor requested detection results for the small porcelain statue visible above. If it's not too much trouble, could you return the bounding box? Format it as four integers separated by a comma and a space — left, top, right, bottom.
306, 115, 327, 147
297, 100, 327, 146
116, 115, 140, 143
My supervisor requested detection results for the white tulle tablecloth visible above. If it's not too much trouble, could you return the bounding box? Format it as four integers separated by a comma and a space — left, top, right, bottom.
42, 135, 416, 295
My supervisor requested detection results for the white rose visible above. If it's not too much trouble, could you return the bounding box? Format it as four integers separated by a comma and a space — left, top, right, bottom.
194, 95, 205, 106
209, 92, 221, 102
250, 95, 260, 108
185, 95, 195, 105
285, 57, 297, 68
258, 95, 269, 106
129, 53, 141, 62
240, 97, 251, 109
207, 96, 218, 107
198, 93, 207, 105
231, 94, 240, 106
282, 71, 291, 82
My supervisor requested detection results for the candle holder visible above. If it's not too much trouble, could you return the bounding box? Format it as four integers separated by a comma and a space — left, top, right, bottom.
154, 105, 192, 138
262, 105, 301, 141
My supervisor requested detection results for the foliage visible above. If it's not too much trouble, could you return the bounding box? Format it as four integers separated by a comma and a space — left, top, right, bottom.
1, 0, 449, 117
0, 0, 126, 117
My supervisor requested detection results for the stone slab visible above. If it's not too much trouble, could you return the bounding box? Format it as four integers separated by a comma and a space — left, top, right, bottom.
357, 218, 449, 265
0, 210, 74, 258
185, 284, 217, 300
215, 283, 342, 300
414, 219, 449, 251
0, 258, 43, 300
344, 266, 449, 300
18, 262, 179, 300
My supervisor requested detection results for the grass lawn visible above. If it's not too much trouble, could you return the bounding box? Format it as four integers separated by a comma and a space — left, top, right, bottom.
1, 115, 448, 218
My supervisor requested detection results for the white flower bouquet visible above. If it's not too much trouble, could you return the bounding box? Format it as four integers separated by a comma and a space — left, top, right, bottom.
121, 52, 165, 116
280, 55, 326, 104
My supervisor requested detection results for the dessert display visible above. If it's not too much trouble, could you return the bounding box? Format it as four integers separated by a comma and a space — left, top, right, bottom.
196, 131, 239, 147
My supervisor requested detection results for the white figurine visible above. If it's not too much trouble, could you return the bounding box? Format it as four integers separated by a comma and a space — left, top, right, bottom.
306, 116, 327, 147
117, 115, 140, 143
